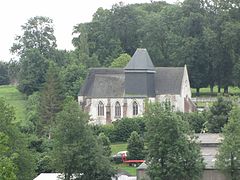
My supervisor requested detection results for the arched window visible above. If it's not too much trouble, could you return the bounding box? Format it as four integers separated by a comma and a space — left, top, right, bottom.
133, 101, 138, 115
98, 101, 104, 116
115, 102, 121, 117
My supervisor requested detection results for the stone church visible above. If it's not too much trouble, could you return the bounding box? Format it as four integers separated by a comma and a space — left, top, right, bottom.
78, 48, 195, 124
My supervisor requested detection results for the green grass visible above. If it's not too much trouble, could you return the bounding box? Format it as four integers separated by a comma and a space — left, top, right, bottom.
111, 143, 127, 155
191, 86, 240, 97
113, 163, 137, 176
111, 143, 137, 176
195, 102, 214, 108
0, 85, 27, 122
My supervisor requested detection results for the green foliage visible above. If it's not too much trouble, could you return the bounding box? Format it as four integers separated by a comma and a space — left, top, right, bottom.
61, 63, 87, 98
110, 143, 127, 155
98, 133, 112, 157
11, 16, 56, 57
0, 85, 26, 122
0, 98, 36, 180
0, 132, 17, 180
207, 96, 233, 133
127, 131, 144, 160
18, 49, 48, 95
7, 60, 20, 85
181, 111, 207, 133
72, 0, 240, 94
52, 99, 113, 180
91, 117, 145, 143
113, 117, 145, 142
145, 103, 204, 180
110, 53, 131, 67
39, 62, 64, 138
216, 106, 240, 180
0, 61, 9, 85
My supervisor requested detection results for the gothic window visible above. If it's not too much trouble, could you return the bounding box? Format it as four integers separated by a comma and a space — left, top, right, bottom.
98, 101, 104, 116
115, 102, 121, 117
133, 101, 138, 115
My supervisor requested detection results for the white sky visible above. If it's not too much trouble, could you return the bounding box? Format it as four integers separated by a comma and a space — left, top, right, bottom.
0, 0, 177, 61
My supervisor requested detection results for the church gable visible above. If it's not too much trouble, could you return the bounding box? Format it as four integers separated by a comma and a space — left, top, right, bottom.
78, 48, 194, 124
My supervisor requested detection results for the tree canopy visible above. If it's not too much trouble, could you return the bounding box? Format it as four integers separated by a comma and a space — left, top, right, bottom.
145, 103, 204, 180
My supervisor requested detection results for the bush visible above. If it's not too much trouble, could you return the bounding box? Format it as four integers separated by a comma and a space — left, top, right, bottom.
91, 117, 146, 143
181, 112, 207, 133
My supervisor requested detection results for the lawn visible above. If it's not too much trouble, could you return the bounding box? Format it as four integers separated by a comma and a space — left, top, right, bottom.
0, 85, 27, 122
113, 163, 137, 176
191, 86, 240, 97
111, 143, 128, 155
111, 143, 137, 176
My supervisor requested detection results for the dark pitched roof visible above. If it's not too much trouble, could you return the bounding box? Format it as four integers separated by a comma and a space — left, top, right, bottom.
79, 68, 125, 98
155, 67, 184, 95
125, 48, 155, 70
79, 67, 184, 98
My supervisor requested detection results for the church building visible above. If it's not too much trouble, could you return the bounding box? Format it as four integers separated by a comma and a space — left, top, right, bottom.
78, 48, 195, 124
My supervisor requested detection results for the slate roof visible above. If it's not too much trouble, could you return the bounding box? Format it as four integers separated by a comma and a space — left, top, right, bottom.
79, 67, 184, 98
79, 48, 185, 98
155, 67, 184, 95
79, 68, 125, 98
125, 48, 155, 70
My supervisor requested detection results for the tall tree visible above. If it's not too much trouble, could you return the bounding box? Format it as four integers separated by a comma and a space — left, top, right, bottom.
61, 62, 87, 98
145, 103, 204, 180
7, 59, 20, 85
72, 25, 100, 68
127, 131, 144, 160
0, 132, 17, 180
0, 98, 35, 180
52, 99, 113, 180
98, 133, 112, 157
11, 16, 56, 58
18, 49, 48, 95
207, 97, 233, 133
216, 106, 240, 180
0, 61, 9, 85
39, 62, 64, 138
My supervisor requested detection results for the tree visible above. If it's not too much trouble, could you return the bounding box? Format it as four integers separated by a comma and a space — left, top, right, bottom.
72, 25, 100, 68
61, 62, 87, 98
39, 62, 64, 138
145, 103, 204, 180
207, 97, 233, 133
7, 59, 20, 85
52, 98, 113, 180
0, 98, 35, 180
110, 53, 131, 67
0, 61, 9, 85
0, 132, 17, 180
127, 131, 144, 160
181, 111, 207, 133
98, 133, 112, 157
216, 106, 240, 180
18, 49, 48, 95
11, 16, 56, 58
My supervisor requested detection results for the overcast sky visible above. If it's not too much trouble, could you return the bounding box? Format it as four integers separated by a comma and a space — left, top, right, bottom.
0, 0, 178, 61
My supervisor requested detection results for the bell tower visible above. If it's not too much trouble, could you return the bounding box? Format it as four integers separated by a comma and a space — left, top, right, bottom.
124, 48, 156, 97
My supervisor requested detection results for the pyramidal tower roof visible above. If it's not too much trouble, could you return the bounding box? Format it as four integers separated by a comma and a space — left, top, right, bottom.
125, 48, 155, 70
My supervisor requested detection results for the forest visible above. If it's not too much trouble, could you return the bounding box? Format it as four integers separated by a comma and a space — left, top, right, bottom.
0, 0, 240, 96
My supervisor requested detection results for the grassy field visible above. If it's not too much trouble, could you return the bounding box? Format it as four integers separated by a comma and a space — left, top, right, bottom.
111, 143, 128, 155
0, 85, 27, 122
191, 86, 240, 97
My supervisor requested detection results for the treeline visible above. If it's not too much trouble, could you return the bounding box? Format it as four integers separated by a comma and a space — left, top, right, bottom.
72, 0, 240, 95
1, 0, 240, 96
